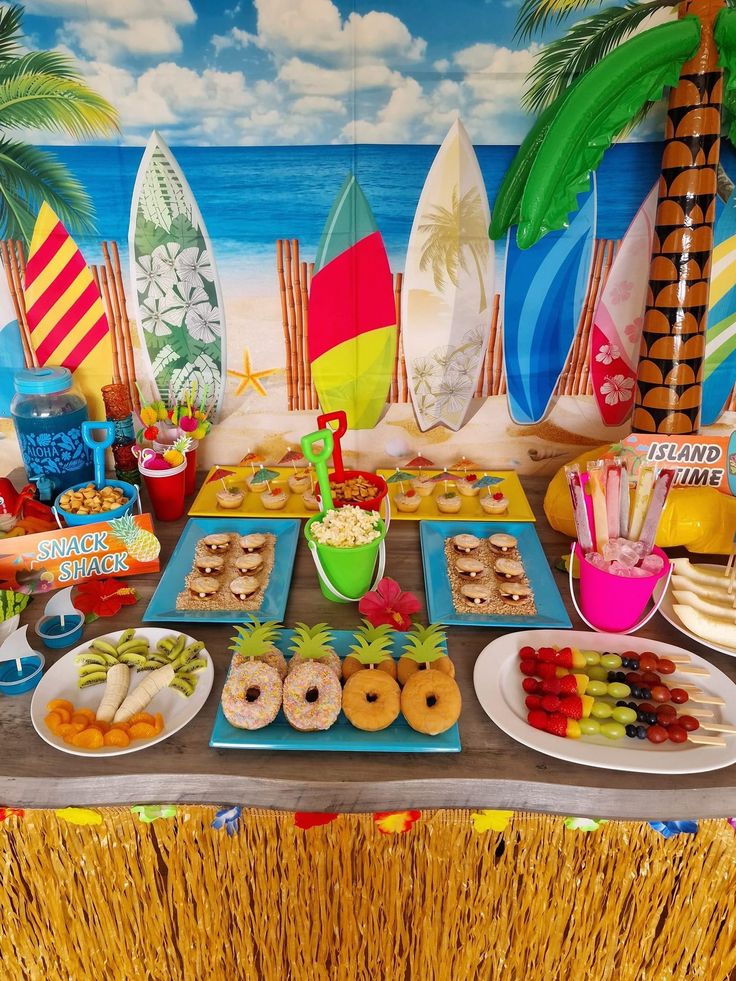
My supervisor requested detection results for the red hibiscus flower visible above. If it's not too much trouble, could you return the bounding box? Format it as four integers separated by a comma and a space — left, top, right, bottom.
294, 812, 338, 830
373, 810, 421, 834
359, 578, 421, 631
73, 579, 138, 621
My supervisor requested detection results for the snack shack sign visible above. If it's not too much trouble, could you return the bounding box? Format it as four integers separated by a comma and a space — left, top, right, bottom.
606, 433, 736, 495
0, 514, 160, 594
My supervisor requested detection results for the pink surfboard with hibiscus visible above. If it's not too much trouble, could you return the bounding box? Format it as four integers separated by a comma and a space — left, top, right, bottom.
590, 183, 658, 426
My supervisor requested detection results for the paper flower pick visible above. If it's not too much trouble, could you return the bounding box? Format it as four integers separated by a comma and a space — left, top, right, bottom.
373, 810, 421, 834
470, 810, 513, 833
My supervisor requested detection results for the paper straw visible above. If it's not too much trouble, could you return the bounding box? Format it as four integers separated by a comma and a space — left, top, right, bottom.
638, 468, 675, 554
629, 462, 656, 541
586, 460, 609, 551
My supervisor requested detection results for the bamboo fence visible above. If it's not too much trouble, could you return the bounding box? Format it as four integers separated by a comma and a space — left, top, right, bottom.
277, 237, 621, 412
0, 239, 139, 411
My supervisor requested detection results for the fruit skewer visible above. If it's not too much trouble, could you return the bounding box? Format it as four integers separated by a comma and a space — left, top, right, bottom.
519, 645, 705, 676
527, 709, 726, 747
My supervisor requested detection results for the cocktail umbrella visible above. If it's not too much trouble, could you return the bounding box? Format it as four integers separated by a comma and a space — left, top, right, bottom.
240, 450, 264, 472
431, 470, 459, 495
405, 454, 435, 470
278, 447, 306, 469
452, 456, 482, 472
387, 469, 414, 494
473, 473, 504, 490
251, 465, 280, 494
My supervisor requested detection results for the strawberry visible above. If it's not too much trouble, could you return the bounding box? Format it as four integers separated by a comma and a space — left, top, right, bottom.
519, 646, 536, 660
525, 695, 543, 710
537, 647, 556, 661
522, 678, 539, 694
557, 695, 582, 720
527, 710, 548, 731
540, 695, 561, 713
545, 714, 569, 738
558, 676, 578, 694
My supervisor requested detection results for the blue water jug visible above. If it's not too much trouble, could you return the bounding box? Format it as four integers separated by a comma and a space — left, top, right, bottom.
10, 367, 93, 500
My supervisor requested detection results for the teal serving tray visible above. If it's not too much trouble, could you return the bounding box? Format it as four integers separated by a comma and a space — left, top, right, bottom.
210, 629, 461, 753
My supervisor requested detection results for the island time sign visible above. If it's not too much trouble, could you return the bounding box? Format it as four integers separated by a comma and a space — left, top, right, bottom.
0, 514, 160, 594
606, 433, 736, 494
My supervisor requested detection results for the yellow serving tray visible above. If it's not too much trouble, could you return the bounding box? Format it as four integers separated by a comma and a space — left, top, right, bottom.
376, 469, 536, 522
189, 466, 319, 519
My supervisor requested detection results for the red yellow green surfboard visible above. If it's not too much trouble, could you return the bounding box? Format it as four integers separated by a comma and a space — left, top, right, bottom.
308, 174, 396, 430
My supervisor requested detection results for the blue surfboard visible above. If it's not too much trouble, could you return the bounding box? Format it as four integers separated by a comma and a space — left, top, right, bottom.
704, 185, 736, 426
503, 179, 596, 425
0, 318, 24, 416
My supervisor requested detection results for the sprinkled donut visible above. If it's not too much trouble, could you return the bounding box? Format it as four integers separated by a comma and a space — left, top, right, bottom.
221, 661, 282, 730
232, 649, 288, 680
400, 668, 462, 735
342, 670, 400, 732
287, 650, 342, 678
283, 661, 341, 731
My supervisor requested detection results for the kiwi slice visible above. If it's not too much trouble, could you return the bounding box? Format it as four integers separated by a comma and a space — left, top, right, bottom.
74, 652, 107, 667
156, 637, 176, 654
183, 657, 208, 673
117, 628, 137, 646
78, 663, 109, 677
119, 652, 147, 668
77, 671, 107, 688
169, 677, 195, 697
91, 639, 118, 657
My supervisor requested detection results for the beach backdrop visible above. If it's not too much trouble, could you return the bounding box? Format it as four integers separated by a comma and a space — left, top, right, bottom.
1, 0, 734, 475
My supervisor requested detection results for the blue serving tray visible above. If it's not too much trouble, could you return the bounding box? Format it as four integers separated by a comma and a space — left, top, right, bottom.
144, 517, 299, 624
210, 629, 461, 752
420, 520, 571, 629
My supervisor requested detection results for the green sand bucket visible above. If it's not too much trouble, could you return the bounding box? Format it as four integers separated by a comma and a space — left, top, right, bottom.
304, 512, 387, 603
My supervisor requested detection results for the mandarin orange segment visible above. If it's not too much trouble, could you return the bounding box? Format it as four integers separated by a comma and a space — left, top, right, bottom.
57, 722, 86, 738
47, 699, 73, 713
71, 728, 104, 749
129, 722, 157, 740
128, 712, 155, 726
85, 720, 110, 734
103, 728, 130, 748
72, 708, 96, 722
44, 711, 63, 733
152, 713, 164, 735
54, 707, 72, 725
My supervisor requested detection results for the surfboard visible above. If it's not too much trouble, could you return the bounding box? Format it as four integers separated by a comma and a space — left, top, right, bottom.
23, 203, 112, 419
503, 178, 596, 426
590, 183, 657, 427
401, 119, 494, 431
0, 280, 24, 417
308, 174, 396, 430
129, 131, 226, 418
703, 182, 736, 425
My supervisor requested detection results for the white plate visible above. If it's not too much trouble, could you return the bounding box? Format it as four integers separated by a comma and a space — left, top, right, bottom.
655, 563, 736, 658
473, 628, 736, 774
31, 627, 214, 757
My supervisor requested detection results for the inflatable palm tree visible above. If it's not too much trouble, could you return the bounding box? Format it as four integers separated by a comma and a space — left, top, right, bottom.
490, 0, 736, 435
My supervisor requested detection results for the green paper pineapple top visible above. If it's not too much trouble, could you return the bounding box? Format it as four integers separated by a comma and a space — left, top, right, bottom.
401, 623, 447, 664
288, 622, 334, 660
229, 615, 282, 659
347, 620, 394, 666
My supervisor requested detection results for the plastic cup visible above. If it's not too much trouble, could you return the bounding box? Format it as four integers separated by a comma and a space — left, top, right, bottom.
139, 459, 187, 522
304, 513, 386, 603
0, 653, 44, 695
184, 444, 198, 496
574, 542, 670, 632
36, 614, 84, 649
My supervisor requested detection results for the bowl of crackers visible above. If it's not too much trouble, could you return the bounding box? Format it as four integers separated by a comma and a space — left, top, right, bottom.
320, 470, 388, 515
54, 478, 138, 526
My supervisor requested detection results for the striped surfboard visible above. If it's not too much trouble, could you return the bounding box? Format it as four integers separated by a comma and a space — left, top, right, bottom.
308, 174, 396, 430
590, 183, 658, 426
129, 131, 226, 418
503, 179, 596, 425
703, 183, 736, 425
402, 119, 494, 431
23, 203, 112, 419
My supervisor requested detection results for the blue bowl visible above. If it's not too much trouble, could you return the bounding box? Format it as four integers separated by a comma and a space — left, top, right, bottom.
0, 653, 44, 695
36, 614, 84, 649
54, 479, 138, 526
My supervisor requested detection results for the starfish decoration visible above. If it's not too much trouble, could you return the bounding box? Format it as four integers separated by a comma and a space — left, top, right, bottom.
228, 349, 279, 397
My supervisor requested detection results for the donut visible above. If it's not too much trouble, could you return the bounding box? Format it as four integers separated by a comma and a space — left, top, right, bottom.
194, 555, 225, 575
221, 661, 282, 730
400, 669, 462, 735
283, 662, 341, 731
342, 655, 398, 682
232, 649, 288, 680
236, 553, 263, 574
240, 533, 266, 552
189, 575, 219, 598
342, 670, 401, 731
397, 654, 455, 687
287, 650, 341, 678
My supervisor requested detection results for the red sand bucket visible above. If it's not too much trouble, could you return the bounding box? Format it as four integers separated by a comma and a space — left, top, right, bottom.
139, 459, 187, 522
569, 542, 672, 634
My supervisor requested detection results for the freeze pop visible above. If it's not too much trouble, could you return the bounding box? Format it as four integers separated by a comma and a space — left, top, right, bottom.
605, 459, 621, 540
638, 468, 675, 554
565, 464, 593, 553
586, 460, 609, 551
628, 462, 655, 541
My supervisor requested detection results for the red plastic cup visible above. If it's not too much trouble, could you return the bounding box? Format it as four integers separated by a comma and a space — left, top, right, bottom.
139, 459, 187, 522
184, 444, 197, 496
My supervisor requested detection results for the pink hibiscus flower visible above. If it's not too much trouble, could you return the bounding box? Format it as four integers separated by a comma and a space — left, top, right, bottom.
610, 281, 633, 305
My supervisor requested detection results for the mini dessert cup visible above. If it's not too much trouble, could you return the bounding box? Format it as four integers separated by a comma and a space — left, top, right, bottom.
216, 486, 244, 510
437, 491, 461, 514
261, 487, 288, 510
395, 490, 421, 513
480, 492, 508, 515
456, 476, 480, 497
411, 476, 434, 498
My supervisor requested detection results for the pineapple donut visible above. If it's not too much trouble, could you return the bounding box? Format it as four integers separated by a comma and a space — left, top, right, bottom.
229, 617, 288, 680
286, 623, 341, 678
222, 661, 282, 730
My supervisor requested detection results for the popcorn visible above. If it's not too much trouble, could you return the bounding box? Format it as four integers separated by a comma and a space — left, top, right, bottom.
309, 506, 381, 548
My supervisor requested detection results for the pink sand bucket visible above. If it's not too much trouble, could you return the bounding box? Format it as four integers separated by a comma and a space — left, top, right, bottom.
569, 542, 672, 634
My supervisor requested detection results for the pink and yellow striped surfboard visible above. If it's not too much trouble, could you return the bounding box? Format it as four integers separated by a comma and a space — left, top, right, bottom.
23, 203, 112, 418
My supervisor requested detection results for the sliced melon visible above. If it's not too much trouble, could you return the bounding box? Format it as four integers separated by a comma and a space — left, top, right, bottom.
673, 604, 736, 650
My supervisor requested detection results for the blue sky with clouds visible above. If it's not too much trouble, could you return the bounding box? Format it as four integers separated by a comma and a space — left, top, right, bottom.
20, 0, 664, 146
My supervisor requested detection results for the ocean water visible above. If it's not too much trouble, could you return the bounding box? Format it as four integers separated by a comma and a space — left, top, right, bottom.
50, 141, 723, 293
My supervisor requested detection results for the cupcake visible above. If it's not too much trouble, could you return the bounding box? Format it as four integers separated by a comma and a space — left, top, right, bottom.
194, 554, 225, 575
202, 533, 230, 553
395, 489, 422, 513
499, 583, 532, 604
460, 583, 492, 607
230, 576, 260, 601
493, 558, 524, 582
437, 491, 461, 514
480, 491, 508, 515
288, 471, 311, 494
303, 489, 320, 512
455, 557, 485, 579
456, 475, 480, 497
261, 487, 288, 510
411, 476, 434, 498
236, 553, 263, 575
452, 533, 480, 554
216, 486, 244, 510
240, 533, 266, 552
189, 576, 220, 599
488, 533, 517, 555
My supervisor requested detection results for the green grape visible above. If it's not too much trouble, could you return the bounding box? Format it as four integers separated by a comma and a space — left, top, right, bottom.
607, 682, 631, 699
579, 717, 601, 736
587, 666, 608, 682
586, 680, 608, 697
590, 702, 613, 719
600, 721, 626, 740
582, 650, 600, 666
600, 654, 622, 669
612, 706, 637, 725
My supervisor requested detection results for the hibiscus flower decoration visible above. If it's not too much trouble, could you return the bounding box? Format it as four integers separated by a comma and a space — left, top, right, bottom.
73, 579, 138, 623
294, 812, 338, 830
0, 807, 24, 822
624, 316, 643, 343
594, 343, 621, 365
373, 810, 421, 834
600, 374, 635, 406
359, 577, 421, 631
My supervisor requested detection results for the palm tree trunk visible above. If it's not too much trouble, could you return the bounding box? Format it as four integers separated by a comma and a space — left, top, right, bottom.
468, 245, 488, 314
633, 0, 725, 434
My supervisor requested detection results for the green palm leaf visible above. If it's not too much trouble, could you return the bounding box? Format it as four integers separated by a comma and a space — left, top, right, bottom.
515, 17, 700, 248
515, 0, 608, 41
0, 5, 22, 64
523, 1, 676, 113
0, 69, 118, 137
0, 139, 95, 240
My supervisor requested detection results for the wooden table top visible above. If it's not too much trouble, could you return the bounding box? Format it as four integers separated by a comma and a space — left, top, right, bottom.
4, 474, 736, 819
